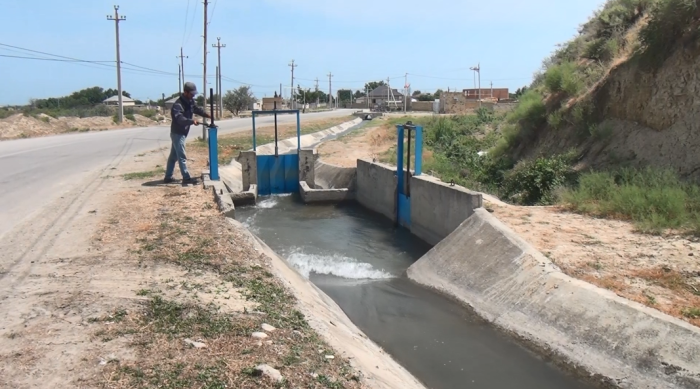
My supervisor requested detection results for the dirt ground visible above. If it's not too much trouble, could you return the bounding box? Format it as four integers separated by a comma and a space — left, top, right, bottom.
482, 196, 700, 327
0, 113, 164, 140
317, 118, 397, 167
318, 123, 700, 328
0, 144, 366, 388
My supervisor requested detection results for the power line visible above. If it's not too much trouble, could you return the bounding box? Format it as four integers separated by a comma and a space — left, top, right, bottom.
184, 0, 199, 46
0, 54, 113, 63
208, 0, 219, 25
181, 0, 191, 45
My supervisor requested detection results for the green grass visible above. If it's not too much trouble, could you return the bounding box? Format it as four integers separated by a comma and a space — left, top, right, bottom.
122, 167, 165, 180
562, 167, 700, 235
144, 295, 243, 338
682, 307, 700, 319
141, 109, 157, 119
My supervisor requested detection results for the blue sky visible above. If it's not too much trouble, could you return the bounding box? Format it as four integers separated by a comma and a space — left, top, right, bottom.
0, 0, 607, 105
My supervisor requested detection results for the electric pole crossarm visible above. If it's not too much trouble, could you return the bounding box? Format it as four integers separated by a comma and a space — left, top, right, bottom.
106, 5, 126, 123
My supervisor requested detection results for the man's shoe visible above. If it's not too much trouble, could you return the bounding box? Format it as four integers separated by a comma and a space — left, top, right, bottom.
183, 177, 201, 185
164, 177, 181, 184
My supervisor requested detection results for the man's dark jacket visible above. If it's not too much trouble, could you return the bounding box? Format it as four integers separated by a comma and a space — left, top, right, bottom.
170, 95, 207, 136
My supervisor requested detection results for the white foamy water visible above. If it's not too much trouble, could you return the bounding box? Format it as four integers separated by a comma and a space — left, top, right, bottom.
287, 251, 394, 280
256, 198, 279, 208
256, 194, 292, 209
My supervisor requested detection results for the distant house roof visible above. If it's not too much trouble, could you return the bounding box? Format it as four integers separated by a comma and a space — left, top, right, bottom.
103, 95, 135, 103
368, 85, 404, 98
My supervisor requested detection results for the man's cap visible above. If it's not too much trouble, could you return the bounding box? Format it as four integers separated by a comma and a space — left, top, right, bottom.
184, 82, 198, 94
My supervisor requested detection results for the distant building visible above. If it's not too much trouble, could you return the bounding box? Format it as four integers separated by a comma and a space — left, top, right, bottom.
103, 95, 135, 107
368, 85, 405, 106
462, 88, 509, 100
261, 97, 284, 110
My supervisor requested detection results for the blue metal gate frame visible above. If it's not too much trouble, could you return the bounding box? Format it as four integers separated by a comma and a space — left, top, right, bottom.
396, 123, 423, 228
251, 109, 302, 196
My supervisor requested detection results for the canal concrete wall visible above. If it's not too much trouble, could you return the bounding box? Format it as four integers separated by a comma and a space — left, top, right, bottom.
409, 175, 482, 246
355, 159, 482, 243
408, 208, 700, 389
356, 160, 399, 223
314, 160, 356, 190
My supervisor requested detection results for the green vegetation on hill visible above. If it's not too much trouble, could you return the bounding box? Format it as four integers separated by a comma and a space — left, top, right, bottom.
495, 0, 699, 160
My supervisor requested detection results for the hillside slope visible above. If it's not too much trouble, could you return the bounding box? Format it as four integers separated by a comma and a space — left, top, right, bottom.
504, 0, 700, 181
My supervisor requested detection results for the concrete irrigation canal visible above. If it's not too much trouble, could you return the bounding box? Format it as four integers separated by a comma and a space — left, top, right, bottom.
204, 115, 700, 388
236, 195, 594, 389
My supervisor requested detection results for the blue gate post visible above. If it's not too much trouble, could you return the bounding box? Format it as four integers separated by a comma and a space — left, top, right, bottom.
396, 125, 405, 194
414, 125, 423, 176
206, 87, 219, 181
208, 125, 219, 180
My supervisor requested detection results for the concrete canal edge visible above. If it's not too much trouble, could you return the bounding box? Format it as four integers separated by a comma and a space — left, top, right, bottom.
407, 208, 700, 389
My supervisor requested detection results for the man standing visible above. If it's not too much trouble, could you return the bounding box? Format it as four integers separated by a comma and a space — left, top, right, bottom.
164, 82, 211, 184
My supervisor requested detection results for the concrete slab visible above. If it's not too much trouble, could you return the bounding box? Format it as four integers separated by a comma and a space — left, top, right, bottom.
408, 208, 700, 389
299, 181, 355, 203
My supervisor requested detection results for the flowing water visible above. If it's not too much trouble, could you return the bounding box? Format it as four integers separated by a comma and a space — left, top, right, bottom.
237, 195, 594, 389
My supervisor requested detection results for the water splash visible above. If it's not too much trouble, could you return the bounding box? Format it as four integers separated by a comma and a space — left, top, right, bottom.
287, 250, 394, 280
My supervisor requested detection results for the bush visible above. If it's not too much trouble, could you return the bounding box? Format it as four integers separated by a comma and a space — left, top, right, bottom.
141, 109, 157, 119
547, 109, 564, 129
544, 62, 581, 96
562, 167, 700, 234
0, 109, 14, 119
499, 153, 577, 205
125, 113, 136, 122
491, 90, 546, 156
638, 0, 698, 67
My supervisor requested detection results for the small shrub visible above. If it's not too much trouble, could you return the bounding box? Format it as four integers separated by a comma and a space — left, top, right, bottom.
125, 113, 136, 122
547, 109, 564, 129
638, 0, 698, 67
0, 109, 15, 119
501, 153, 577, 205
40, 116, 50, 123
544, 62, 580, 96
589, 122, 614, 140
141, 109, 157, 119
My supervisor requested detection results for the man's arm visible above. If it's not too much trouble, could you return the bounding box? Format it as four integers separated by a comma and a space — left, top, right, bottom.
192, 102, 211, 118
171, 102, 195, 127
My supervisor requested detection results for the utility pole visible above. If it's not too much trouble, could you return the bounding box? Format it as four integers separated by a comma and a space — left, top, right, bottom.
314, 77, 319, 106
289, 60, 297, 109
177, 47, 187, 86
215, 65, 219, 117
470, 63, 481, 107
404, 73, 408, 113
106, 5, 126, 124
202, 0, 209, 140
327, 72, 333, 107
178, 64, 182, 94
212, 37, 225, 118
490, 81, 493, 99
387, 77, 390, 111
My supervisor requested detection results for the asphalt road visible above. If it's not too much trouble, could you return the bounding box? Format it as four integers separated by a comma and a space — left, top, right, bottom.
0, 109, 354, 239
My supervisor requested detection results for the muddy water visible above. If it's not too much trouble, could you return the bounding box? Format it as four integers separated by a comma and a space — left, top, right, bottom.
236, 195, 594, 389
